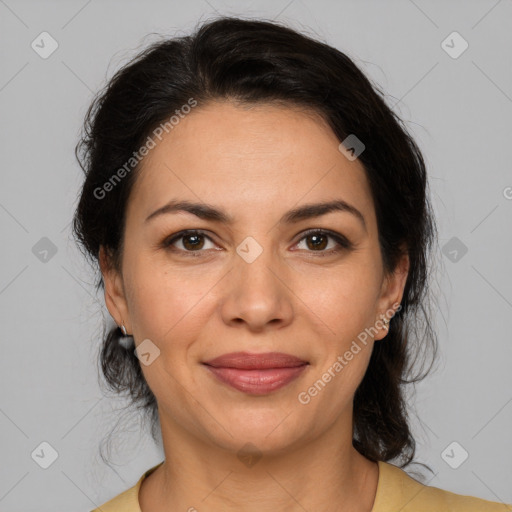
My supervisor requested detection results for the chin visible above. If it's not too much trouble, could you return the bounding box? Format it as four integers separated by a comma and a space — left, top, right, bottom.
202, 406, 308, 456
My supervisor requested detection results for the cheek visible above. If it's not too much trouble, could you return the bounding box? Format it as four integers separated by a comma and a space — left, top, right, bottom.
124, 241, 381, 348
125, 256, 216, 342
303, 262, 380, 331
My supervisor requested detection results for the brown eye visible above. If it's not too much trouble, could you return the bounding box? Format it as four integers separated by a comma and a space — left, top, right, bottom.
162, 228, 352, 258
163, 230, 216, 256
181, 233, 205, 251
295, 229, 353, 256
305, 233, 329, 251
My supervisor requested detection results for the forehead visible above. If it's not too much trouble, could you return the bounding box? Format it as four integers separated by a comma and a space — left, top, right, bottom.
127, 101, 376, 228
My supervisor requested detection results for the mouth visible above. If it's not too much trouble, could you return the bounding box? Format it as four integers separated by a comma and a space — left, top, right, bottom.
202, 352, 309, 395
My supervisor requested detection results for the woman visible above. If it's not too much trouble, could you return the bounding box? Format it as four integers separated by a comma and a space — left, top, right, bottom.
73, 16, 512, 512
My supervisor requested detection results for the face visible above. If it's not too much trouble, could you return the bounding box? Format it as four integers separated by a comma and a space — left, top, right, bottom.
100, 100, 408, 456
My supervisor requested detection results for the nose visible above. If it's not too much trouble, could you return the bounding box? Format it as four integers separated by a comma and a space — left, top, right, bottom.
219, 243, 294, 332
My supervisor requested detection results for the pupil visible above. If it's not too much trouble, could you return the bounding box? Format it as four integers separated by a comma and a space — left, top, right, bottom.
181, 234, 328, 251
184, 234, 203, 250
308, 234, 327, 250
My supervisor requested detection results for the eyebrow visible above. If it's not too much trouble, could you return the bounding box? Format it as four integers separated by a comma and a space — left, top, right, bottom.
145, 199, 367, 232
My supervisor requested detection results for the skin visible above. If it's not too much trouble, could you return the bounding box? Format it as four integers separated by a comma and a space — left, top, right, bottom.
99, 100, 409, 512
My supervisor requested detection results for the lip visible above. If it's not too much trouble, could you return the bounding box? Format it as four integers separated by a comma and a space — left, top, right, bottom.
202, 352, 309, 395
203, 351, 308, 369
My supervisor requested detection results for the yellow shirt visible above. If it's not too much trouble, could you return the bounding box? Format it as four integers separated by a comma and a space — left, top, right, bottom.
91, 460, 512, 511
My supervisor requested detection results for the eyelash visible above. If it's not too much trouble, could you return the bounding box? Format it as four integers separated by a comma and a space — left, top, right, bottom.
162, 229, 353, 258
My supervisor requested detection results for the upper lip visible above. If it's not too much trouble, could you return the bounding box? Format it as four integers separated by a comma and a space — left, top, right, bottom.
203, 351, 308, 369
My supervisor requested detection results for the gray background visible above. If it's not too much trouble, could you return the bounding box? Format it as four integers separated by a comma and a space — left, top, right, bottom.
1, 0, 511, 510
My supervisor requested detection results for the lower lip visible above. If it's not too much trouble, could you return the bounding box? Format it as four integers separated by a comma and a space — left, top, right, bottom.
203, 364, 308, 395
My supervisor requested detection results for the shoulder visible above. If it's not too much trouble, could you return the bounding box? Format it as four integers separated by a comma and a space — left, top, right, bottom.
90, 485, 138, 512
89, 462, 164, 512
373, 460, 512, 512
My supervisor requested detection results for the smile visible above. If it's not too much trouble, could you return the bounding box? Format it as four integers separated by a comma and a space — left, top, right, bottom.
202, 351, 309, 395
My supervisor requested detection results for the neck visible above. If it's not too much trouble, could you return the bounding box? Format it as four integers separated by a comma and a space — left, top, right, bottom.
139, 414, 379, 512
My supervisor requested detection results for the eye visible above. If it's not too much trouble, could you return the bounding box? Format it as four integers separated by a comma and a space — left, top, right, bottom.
163, 230, 216, 257
293, 229, 353, 256
162, 228, 352, 258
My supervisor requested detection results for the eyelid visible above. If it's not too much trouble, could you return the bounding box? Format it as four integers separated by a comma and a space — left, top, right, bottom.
163, 228, 352, 256
292, 228, 353, 255
163, 229, 217, 256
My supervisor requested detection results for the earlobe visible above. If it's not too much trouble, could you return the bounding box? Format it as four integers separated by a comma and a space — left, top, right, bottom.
99, 245, 130, 331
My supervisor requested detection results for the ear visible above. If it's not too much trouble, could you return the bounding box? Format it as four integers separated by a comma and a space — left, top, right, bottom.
373, 246, 409, 340
99, 245, 131, 333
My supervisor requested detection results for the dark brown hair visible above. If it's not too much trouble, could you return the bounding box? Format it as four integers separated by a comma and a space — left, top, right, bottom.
73, 15, 440, 474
